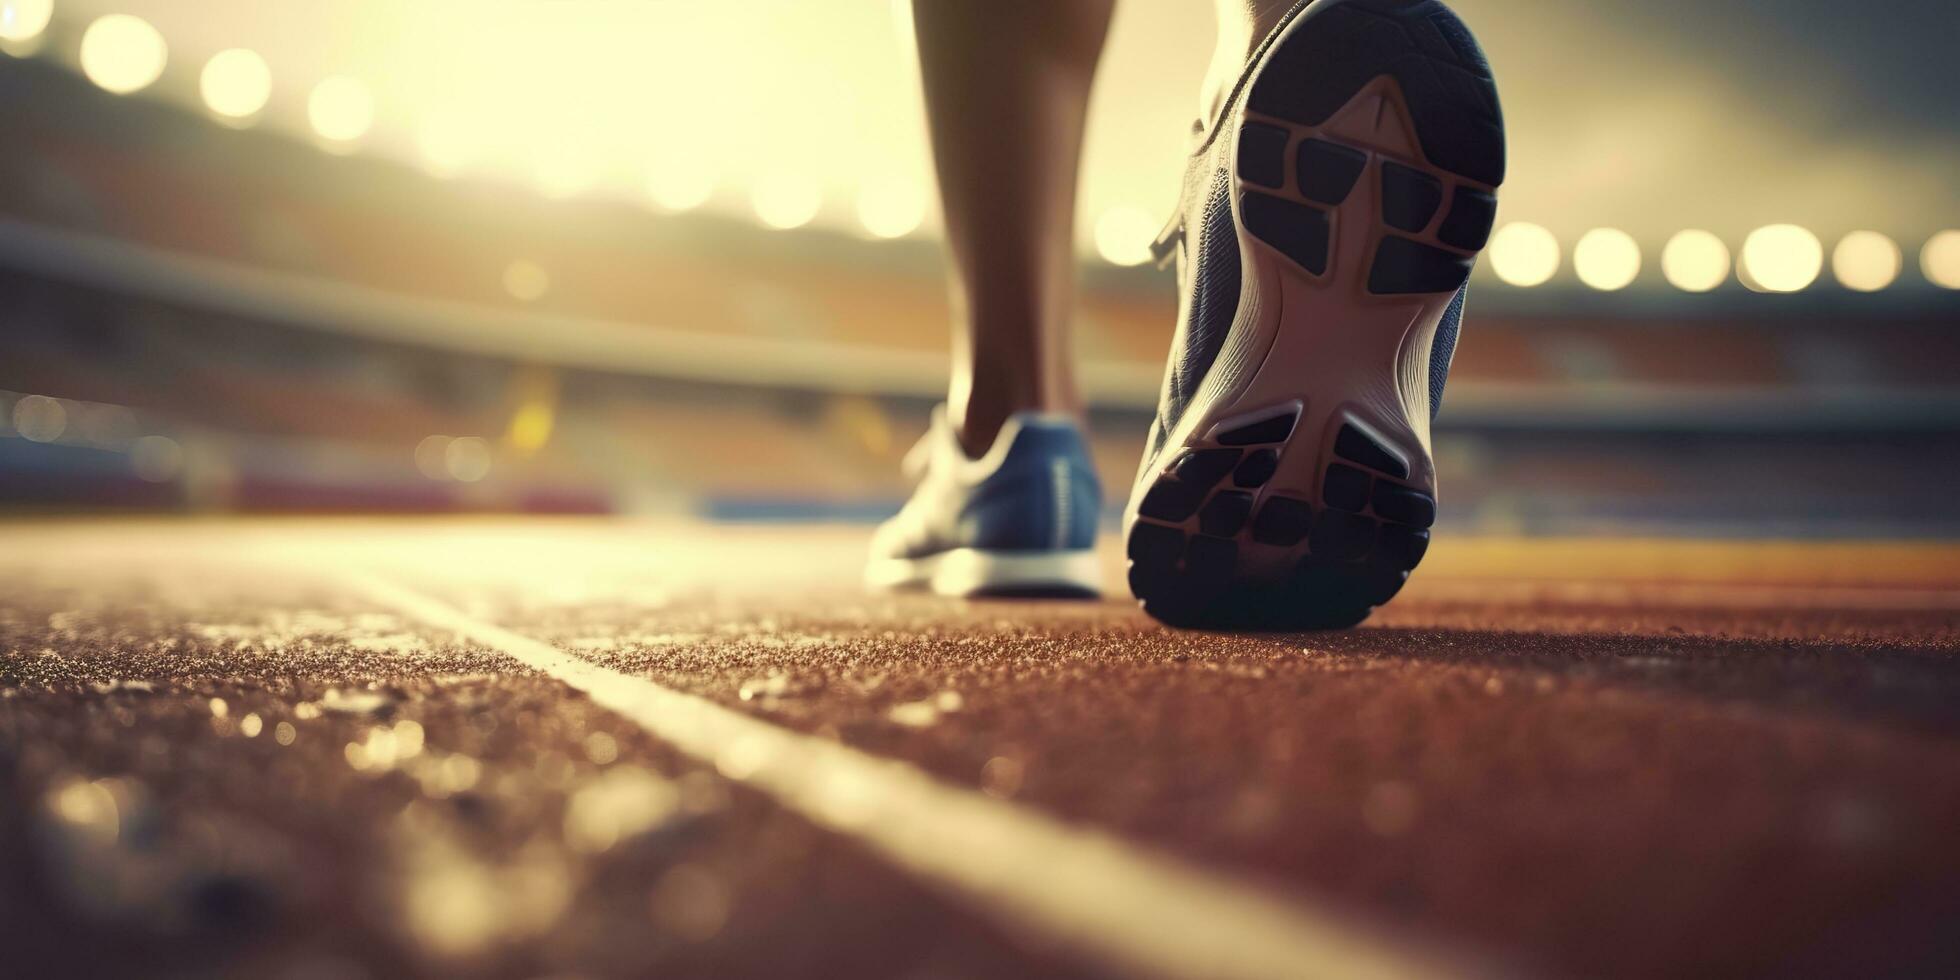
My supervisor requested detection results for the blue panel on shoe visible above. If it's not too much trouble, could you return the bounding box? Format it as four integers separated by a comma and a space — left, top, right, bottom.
1241, 191, 1330, 275
959, 420, 1104, 553
1334, 424, 1408, 479
1199, 491, 1255, 537
876, 412, 1102, 572
1380, 162, 1443, 232
1294, 139, 1367, 205
1372, 484, 1436, 528
1232, 449, 1279, 488
1368, 235, 1474, 294
1323, 463, 1373, 512
1438, 187, 1497, 251
1251, 496, 1313, 546
1236, 122, 1290, 189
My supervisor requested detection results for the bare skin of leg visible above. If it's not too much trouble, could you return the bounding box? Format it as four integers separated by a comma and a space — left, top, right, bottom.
911, 0, 1294, 458
1202, 0, 1298, 132
911, 0, 1115, 458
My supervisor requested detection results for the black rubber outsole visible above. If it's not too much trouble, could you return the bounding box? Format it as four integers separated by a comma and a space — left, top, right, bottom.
1128, 0, 1501, 631
967, 584, 1103, 601
1129, 409, 1434, 630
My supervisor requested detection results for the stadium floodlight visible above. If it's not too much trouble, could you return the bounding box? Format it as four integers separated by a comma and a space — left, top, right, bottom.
200, 48, 273, 120
751, 172, 822, 230
1740, 224, 1823, 292
1093, 206, 1156, 267
80, 14, 167, 95
1661, 230, 1730, 293
1832, 231, 1901, 292
308, 75, 374, 145
1488, 222, 1559, 287
0, 0, 54, 43
1573, 228, 1641, 291
1921, 230, 1960, 290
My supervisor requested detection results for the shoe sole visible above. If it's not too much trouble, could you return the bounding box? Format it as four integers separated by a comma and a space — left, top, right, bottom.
1125, 0, 1504, 629
866, 548, 1103, 599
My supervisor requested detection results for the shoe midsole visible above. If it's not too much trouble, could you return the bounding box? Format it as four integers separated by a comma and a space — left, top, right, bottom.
866, 549, 1102, 596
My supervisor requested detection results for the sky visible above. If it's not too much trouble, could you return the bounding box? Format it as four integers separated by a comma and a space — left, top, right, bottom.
19, 0, 1960, 255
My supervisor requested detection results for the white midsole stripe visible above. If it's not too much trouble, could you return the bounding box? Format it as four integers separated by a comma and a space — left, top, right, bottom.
865, 548, 1104, 597
347, 572, 1463, 980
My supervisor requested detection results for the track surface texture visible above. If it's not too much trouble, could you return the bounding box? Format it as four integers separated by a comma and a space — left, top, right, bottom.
2, 519, 1958, 979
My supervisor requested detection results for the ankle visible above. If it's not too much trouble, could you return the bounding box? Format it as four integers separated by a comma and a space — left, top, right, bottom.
948, 384, 1079, 459
1201, 0, 1297, 130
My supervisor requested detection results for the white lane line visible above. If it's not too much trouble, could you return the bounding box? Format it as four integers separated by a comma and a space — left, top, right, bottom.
346, 573, 1466, 980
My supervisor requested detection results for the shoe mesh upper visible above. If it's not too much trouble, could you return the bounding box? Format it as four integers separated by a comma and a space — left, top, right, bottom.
1428, 285, 1467, 419
1155, 168, 1241, 449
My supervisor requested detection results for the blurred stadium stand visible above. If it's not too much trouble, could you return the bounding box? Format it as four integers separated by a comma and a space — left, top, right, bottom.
2, 47, 1957, 537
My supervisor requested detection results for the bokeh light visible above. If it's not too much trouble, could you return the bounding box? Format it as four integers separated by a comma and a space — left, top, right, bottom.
503, 259, 550, 302
73, 402, 136, 448
0, 0, 54, 43
80, 14, 168, 95
415, 119, 481, 179
444, 436, 492, 482
1832, 231, 1901, 292
506, 399, 555, 453
414, 435, 451, 480
1660, 230, 1730, 292
857, 180, 927, 240
200, 48, 272, 120
12, 394, 66, 442
1921, 230, 1960, 289
1740, 224, 1823, 292
751, 173, 822, 230
1573, 228, 1641, 291
130, 435, 184, 482
1488, 222, 1560, 287
647, 159, 716, 212
534, 146, 602, 199
308, 76, 374, 144
1093, 206, 1157, 267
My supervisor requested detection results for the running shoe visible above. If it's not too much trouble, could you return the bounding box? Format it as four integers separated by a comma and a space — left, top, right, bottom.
1125, 0, 1504, 628
868, 407, 1102, 597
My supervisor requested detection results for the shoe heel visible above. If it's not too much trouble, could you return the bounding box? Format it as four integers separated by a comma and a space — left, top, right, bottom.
1126, 401, 1435, 629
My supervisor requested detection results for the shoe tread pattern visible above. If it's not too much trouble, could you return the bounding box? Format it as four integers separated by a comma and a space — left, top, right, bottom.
1127, 408, 1439, 630
1231, 0, 1500, 298
1245, 0, 1504, 187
